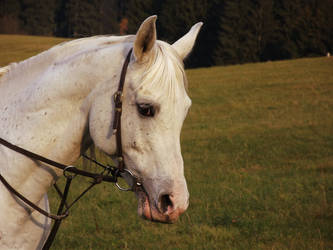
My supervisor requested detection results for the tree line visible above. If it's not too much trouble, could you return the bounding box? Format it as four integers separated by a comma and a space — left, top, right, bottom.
1, 0, 332, 67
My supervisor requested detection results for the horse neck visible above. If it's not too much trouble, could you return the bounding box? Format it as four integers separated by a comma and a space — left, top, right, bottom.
0, 39, 132, 249
0, 43, 128, 209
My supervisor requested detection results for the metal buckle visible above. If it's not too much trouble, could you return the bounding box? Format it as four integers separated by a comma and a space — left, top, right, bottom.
114, 91, 123, 104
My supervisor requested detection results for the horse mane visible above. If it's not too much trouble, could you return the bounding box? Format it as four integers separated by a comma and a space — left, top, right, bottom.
0, 65, 10, 79
0, 35, 135, 85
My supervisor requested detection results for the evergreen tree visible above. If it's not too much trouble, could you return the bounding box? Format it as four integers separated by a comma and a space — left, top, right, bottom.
125, 0, 162, 34
273, 0, 304, 59
195, 0, 223, 67
55, 0, 119, 37
251, 0, 276, 61
20, 0, 57, 35
54, 0, 68, 37
0, 0, 21, 16
318, 0, 333, 54
296, 0, 327, 57
218, 0, 260, 64
0, 0, 22, 34
65, 0, 104, 37
158, 0, 211, 67
100, 0, 119, 34
159, 0, 208, 42
1, 0, 333, 66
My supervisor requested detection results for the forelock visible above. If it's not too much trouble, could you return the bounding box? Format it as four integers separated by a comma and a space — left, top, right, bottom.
133, 41, 188, 102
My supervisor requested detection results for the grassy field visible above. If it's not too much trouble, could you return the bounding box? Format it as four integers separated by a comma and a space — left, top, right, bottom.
0, 34, 69, 67
1, 35, 332, 249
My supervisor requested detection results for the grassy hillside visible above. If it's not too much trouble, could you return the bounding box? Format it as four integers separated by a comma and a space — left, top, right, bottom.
1, 35, 332, 249
0, 34, 69, 67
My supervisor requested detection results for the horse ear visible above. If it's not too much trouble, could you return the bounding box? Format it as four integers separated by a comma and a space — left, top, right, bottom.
134, 15, 157, 62
172, 22, 203, 60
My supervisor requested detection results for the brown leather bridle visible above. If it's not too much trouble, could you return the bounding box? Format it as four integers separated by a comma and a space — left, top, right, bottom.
0, 48, 140, 249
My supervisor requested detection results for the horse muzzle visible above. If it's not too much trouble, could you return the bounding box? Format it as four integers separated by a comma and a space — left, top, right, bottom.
135, 184, 189, 223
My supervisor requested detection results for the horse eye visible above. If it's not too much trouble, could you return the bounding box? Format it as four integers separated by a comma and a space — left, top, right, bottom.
137, 103, 155, 117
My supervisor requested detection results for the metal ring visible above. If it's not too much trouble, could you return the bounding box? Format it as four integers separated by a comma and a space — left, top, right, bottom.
115, 182, 132, 192
121, 168, 135, 178
115, 169, 140, 192
60, 210, 70, 219
63, 166, 77, 179
124, 169, 142, 187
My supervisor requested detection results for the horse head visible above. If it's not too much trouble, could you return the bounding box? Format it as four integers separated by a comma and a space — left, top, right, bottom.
89, 16, 202, 223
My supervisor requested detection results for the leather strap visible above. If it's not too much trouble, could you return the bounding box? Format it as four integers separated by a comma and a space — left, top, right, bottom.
113, 48, 132, 172
0, 137, 116, 183
42, 177, 72, 250
0, 173, 69, 220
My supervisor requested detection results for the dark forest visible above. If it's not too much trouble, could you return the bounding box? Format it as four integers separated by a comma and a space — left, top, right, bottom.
0, 0, 332, 67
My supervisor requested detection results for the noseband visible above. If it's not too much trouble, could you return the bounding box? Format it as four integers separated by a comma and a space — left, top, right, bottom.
0, 48, 139, 249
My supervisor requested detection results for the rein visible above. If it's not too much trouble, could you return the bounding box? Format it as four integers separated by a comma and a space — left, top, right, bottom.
0, 48, 136, 249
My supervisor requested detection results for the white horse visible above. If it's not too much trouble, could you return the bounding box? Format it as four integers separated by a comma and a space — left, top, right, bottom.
0, 16, 202, 249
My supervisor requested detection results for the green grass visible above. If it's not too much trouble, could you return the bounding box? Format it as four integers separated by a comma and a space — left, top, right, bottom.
0, 34, 69, 66
1, 35, 332, 249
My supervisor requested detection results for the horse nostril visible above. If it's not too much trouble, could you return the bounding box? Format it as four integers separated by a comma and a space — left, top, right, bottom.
159, 194, 174, 214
